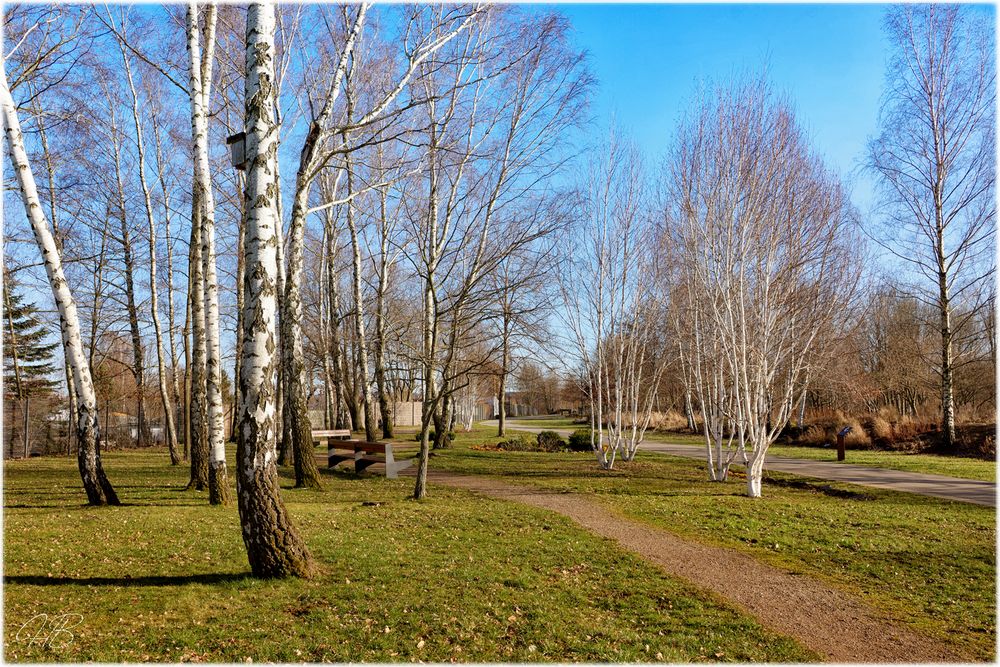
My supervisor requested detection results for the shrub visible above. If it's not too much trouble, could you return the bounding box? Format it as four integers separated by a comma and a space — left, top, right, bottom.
843, 421, 871, 448
536, 430, 567, 452
648, 410, 689, 431
496, 434, 536, 451
800, 424, 832, 447
863, 416, 894, 443
799, 418, 872, 449
568, 429, 593, 452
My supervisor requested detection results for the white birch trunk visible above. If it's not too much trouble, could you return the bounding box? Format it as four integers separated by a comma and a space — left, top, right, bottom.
187, 1, 229, 504
188, 189, 209, 488
237, 2, 313, 578
118, 36, 181, 466
151, 97, 184, 460
1, 68, 119, 505
280, 5, 365, 487
343, 138, 377, 443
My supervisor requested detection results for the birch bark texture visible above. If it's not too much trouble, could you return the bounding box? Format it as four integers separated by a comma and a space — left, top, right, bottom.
186, 2, 230, 504
237, 2, 314, 578
1, 68, 120, 505
187, 198, 209, 490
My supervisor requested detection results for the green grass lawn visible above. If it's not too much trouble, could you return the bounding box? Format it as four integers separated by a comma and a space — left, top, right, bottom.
503, 420, 998, 482
502, 417, 583, 430
4, 448, 814, 663
763, 443, 996, 481
435, 427, 997, 661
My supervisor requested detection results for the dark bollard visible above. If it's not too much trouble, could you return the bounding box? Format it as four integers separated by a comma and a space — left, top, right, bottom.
836, 426, 852, 462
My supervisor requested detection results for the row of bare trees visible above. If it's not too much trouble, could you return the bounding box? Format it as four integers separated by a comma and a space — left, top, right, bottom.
2, 2, 993, 557
4, 2, 590, 573
558, 4, 994, 496
561, 78, 859, 496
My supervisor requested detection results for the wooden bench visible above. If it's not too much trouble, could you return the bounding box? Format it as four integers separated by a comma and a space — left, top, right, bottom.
319, 436, 416, 479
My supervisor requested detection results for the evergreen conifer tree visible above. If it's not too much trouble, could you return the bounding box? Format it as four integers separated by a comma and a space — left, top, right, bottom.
4, 268, 59, 457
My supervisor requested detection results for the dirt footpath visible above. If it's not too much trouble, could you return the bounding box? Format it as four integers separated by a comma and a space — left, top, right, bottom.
422, 469, 961, 663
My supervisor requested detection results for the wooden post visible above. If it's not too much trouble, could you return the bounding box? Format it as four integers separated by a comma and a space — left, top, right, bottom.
836, 426, 851, 462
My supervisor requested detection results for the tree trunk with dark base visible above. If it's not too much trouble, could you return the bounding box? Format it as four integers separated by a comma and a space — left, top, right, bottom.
322, 199, 346, 432
497, 335, 508, 437
375, 364, 392, 439
77, 408, 119, 506
2, 67, 119, 505
187, 200, 209, 491
868, 5, 995, 452
237, 2, 314, 578
281, 186, 322, 488
187, 3, 230, 505
939, 265, 956, 449
106, 90, 148, 451
278, 7, 367, 486
117, 36, 181, 465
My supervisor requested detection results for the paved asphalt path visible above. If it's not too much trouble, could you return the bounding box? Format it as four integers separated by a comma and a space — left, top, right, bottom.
484, 420, 996, 507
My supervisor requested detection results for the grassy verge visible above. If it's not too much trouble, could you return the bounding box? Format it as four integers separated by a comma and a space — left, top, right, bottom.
434, 427, 996, 661
762, 443, 996, 481
4, 449, 814, 663
501, 417, 583, 430
503, 420, 997, 482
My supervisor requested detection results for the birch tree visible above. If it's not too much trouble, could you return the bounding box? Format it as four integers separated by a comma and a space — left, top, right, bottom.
868, 4, 996, 450
236, 2, 313, 578
561, 131, 668, 469
369, 144, 412, 439
111, 9, 182, 466
492, 233, 561, 436
103, 80, 148, 451
279, 3, 365, 488
409, 8, 590, 497
186, 2, 230, 504
187, 189, 209, 489
2, 65, 120, 505
319, 170, 348, 430
279, 5, 479, 490
665, 76, 860, 497
26, 88, 76, 455
149, 86, 185, 458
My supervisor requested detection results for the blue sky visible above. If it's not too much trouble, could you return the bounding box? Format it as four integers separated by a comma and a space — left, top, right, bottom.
550, 3, 893, 213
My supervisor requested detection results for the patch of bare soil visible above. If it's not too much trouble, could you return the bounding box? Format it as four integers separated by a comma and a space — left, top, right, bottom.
422, 469, 962, 663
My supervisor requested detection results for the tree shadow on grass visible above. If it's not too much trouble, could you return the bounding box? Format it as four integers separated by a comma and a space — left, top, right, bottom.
5, 572, 253, 587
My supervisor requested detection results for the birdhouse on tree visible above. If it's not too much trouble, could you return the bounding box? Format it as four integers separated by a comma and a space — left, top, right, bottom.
226, 132, 247, 171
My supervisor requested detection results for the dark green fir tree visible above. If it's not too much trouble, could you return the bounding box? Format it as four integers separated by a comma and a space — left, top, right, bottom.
4, 269, 59, 457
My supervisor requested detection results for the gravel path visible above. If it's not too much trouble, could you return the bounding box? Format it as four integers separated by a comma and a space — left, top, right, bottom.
485, 421, 996, 507
419, 468, 960, 663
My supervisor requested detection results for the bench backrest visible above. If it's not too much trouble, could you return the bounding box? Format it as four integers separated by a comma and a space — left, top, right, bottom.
312, 429, 351, 439
327, 440, 392, 454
